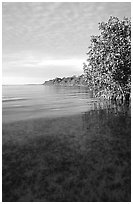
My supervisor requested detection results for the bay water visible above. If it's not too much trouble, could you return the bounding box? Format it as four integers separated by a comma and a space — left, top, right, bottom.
2, 85, 97, 123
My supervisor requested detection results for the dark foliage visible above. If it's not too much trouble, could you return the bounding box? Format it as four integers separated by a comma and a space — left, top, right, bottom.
43, 75, 88, 86
83, 16, 131, 101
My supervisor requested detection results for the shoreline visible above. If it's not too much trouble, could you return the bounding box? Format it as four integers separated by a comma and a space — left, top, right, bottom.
43, 84, 89, 87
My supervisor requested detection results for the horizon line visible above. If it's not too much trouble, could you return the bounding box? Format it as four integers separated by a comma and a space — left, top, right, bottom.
2, 83, 43, 86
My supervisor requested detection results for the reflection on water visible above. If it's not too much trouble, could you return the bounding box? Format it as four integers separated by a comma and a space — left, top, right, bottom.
2, 85, 130, 123
2, 85, 94, 123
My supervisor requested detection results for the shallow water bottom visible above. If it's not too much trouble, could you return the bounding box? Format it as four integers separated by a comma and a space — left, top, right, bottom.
2, 108, 131, 202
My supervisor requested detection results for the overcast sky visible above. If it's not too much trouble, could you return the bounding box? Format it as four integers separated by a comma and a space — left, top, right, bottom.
2, 2, 131, 84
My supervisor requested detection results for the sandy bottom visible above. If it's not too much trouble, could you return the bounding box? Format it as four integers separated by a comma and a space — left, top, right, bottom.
2, 108, 131, 201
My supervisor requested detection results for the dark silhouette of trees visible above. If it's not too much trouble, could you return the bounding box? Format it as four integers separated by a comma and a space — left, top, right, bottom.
43, 75, 87, 86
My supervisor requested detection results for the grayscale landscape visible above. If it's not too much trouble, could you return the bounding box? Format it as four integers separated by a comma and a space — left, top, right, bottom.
2, 2, 131, 202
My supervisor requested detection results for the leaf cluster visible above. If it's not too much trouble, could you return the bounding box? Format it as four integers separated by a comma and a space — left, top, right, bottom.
84, 16, 131, 100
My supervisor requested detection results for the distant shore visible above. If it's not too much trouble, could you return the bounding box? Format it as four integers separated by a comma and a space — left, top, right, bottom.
43, 75, 88, 87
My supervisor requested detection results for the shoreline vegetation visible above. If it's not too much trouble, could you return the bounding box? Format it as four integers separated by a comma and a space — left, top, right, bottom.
43, 74, 88, 87
2, 103, 131, 201
83, 17, 131, 102
44, 17, 131, 104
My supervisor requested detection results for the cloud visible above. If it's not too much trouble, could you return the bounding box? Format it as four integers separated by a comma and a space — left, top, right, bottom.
3, 2, 131, 57
23, 58, 84, 68
2, 51, 84, 84
3, 51, 84, 68
2, 2, 131, 84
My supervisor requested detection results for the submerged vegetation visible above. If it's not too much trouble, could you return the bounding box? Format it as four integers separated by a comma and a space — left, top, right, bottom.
2, 104, 131, 202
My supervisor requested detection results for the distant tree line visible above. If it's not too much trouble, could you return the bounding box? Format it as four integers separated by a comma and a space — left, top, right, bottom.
83, 16, 131, 102
43, 75, 88, 86
44, 17, 131, 103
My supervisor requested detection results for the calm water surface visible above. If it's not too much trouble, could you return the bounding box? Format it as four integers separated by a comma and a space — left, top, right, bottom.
2, 85, 97, 123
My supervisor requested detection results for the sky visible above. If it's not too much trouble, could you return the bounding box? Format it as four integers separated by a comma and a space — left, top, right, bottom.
2, 2, 131, 84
